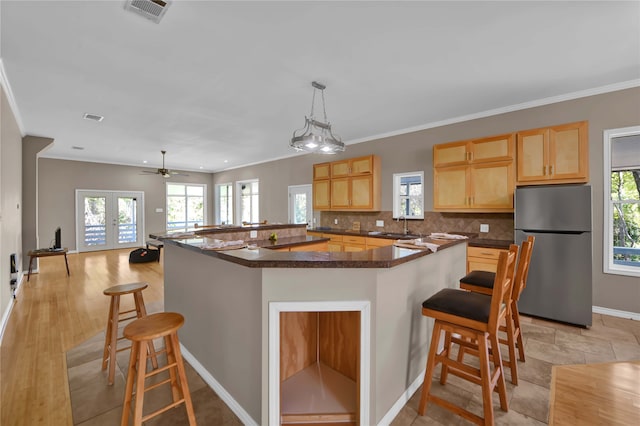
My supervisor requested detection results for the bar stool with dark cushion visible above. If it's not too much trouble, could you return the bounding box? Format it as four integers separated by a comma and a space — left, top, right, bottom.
418, 247, 517, 426
102, 282, 158, 385
460, 236, 535, 382
121, 312, 196, 426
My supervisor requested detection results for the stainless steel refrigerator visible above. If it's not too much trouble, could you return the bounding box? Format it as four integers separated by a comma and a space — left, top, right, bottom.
515, 184, 592, 327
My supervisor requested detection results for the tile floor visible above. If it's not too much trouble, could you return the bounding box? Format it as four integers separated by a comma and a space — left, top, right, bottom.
67, 311, 640, 425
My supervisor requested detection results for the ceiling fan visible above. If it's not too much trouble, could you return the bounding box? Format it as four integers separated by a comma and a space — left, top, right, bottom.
141, 150, 188, 178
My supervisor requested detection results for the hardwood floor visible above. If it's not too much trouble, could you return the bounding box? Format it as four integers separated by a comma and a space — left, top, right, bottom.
1, 248, 639, 425
1, 249, 164, 426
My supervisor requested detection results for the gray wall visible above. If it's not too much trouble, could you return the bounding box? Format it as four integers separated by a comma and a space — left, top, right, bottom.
22, 136, 54, 269
1, 86, 23, 322
214, 87, 640, 314
37, 158, 214, 252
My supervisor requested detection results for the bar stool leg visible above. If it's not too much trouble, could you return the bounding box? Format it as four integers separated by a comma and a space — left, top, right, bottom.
133, 291, 158, 369
121, 341, 139, 426
418, 321, 443, 415
478, 333, 495, 425
102, 296, 115, 372
170, 332, 197, 425
133, 342, 148, 425
107, 295, 120, 385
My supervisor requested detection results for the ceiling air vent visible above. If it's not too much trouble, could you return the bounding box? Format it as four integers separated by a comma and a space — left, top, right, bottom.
83, 113, 104, 122
125, 0, 171, 24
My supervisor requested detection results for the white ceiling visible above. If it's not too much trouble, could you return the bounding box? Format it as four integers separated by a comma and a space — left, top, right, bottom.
2, 1, 639, 173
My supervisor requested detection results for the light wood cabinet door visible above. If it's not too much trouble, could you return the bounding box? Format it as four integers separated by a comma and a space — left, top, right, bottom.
350, 175, 373, 209
350, 156, 374, 175
313, 179, 331, 210
434, 134, 514, 167
330, 178, 350, 208
470, 161, 514, 210
471, 134, 514, 163
313, 155, 380, 211
331, 160, 351, 178
313, 163, 331, 180
434, 166, 469, 210
434, 141, 468, 167
549, 122, 588, 181
327, 242, 343, 252
517, 121, 588, 185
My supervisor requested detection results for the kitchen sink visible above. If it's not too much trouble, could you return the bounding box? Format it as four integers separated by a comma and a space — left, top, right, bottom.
377, 232, 419, 239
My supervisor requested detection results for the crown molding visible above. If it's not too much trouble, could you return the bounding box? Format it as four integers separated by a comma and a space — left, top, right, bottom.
0, 59, 26, 136
347, 79, 640, 146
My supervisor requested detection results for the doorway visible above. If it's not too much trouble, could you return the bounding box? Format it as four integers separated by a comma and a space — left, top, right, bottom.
76, 190, 144, 252
288, 184, 312, 227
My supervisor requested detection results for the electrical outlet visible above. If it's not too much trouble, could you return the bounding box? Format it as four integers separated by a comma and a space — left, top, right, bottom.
155, 208, 163, 213
480, 224, 489, 233
376, 220, 384, 227
334, 218, 338, 225
249, 230, 257, 239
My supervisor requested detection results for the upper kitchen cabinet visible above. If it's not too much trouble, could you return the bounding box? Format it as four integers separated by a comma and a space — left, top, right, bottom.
516, 121, 589, 185
313, 155, 381, 211
313, 162, 331, 180
433, 134, 515, 212
434, 133, 514, 167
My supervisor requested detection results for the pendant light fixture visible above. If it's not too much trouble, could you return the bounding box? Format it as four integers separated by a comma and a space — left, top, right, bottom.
290, 81, 345, 154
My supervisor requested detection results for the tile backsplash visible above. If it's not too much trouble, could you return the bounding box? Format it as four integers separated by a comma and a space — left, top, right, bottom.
319, 211, 514, 241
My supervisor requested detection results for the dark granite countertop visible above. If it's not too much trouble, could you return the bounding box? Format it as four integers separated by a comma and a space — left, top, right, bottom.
155, 234, 466, 268
151, 223, 307, 239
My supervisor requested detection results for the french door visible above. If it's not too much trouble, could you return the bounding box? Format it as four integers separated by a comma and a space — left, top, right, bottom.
76, 190, 144, 252
288, 184, 312, 227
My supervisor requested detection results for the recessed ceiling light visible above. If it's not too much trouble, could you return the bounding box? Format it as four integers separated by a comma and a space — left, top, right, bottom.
199, 166, 204, 169
224, 160, 228, 163
143, 160, 148, 164
83, 113, 104, 122
71, 146, 85, 150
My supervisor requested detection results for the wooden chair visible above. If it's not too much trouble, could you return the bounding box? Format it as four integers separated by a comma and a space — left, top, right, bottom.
121, 312, 196, 426
460, 236, 535, 384
418, 247, 517, 426
102, 282, 158, 385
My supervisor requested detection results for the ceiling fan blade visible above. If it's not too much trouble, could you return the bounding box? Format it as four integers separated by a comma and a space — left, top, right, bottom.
141, 170, 159, 175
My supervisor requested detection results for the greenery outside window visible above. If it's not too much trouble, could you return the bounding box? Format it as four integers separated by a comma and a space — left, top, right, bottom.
393, 171, 424, 219
166, 183, 206, 232
216, 183, 233, 225
604, 126, 640, 277
237, 179, 259, 224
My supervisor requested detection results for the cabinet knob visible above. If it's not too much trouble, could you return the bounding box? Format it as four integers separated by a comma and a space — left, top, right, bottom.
549, 165, 553, 175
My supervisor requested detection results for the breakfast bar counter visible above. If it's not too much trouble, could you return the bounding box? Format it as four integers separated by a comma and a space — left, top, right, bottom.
155, 230, 466, 425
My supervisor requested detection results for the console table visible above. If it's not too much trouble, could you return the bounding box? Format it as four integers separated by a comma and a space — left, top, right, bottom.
27, 248, 70, 281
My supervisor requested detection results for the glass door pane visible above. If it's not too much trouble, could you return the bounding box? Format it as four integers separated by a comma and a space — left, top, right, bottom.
84, 196, 107, 248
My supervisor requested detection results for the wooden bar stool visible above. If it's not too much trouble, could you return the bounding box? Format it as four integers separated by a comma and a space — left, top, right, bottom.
459, 237, 535, 384
121, 312, 196, 426
418, 248, 517, 425
102, 282, 158, 385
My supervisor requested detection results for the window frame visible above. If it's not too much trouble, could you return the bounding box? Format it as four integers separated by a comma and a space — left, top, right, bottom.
603, 125, 640, 277
165, 182, 207, 232
215, 182, 234, 225
236, 179, 260, 225
392, 171, 424, 220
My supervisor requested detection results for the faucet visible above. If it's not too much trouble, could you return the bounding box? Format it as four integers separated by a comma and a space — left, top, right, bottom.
397, 215, 409, 235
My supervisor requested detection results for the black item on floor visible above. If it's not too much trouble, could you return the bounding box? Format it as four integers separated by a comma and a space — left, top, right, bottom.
129, 248, 159, 263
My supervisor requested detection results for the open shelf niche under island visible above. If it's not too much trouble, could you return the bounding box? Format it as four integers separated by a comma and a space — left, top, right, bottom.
155, 226, 466, 425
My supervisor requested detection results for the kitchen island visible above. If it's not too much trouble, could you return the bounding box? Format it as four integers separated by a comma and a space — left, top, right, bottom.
154, 228, 466, 425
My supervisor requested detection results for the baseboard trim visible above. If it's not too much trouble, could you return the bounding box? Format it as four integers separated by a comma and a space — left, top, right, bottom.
378, 369, 425, 425
0, 297, 15, 345
592, 306, 640, 321
0, 273, 24, 344
179, 344, 259, 426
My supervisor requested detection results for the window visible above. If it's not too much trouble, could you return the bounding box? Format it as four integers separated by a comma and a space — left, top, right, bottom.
166, 183, 206, 232
237, 180, 259, 224
216, 183, 233, 225
604, 126, 640, 277
288, 184, 312, 226
392, 171, 424, 219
